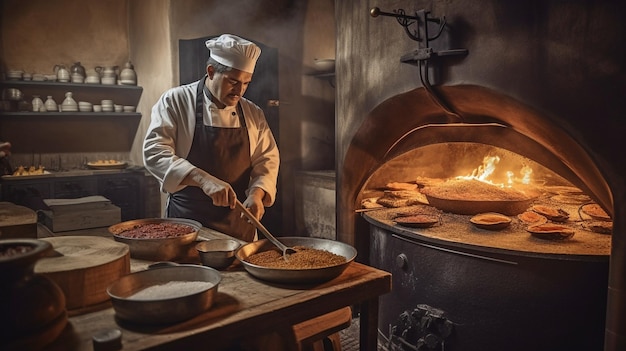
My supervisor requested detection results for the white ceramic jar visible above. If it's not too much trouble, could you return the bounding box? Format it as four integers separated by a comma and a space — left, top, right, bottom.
61, 92, 77, 112
54, 65, 70, 82
31, 95, 44, 112
44, 96, 57, 112
119, 61, 137, 85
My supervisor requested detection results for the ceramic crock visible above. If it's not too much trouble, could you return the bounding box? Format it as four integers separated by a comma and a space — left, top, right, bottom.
0, 239, 67, 350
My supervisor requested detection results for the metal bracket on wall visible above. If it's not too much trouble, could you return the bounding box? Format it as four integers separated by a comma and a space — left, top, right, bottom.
370, 7, 468, 64
370, 7, 468, 120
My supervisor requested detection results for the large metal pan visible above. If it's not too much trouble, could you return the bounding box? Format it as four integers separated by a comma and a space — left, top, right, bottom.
235, 237, 357, 284
108, 218, 201, 261
106, 264, 221, 324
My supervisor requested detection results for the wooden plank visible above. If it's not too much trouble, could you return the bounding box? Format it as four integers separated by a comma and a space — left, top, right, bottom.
44, 196, 112, 213
292, 307, 352, 345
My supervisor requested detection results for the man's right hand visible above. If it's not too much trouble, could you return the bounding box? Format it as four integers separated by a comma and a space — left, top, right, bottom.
183, 168, 236, 208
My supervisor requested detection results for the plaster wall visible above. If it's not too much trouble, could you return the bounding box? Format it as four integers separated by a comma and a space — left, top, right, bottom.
127, 0, 171, 167
1, 0, 130, 75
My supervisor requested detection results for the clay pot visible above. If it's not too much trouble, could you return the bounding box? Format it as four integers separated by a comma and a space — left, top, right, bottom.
0, 239, 67, 351
70, 62, 86, 78
31, 95, 44, 112
61, 92, 77, 112
119, 61, 137, 85
101, 66, 118, 78
44, 96, 57, 112
53, 65, 70, 82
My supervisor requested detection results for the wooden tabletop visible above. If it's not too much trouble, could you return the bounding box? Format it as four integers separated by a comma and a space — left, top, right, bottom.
41, 228, 392, 351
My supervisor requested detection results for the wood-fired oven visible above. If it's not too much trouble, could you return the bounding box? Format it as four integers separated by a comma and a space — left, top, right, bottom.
336, 2, 625, 350
339, 85, 614, 350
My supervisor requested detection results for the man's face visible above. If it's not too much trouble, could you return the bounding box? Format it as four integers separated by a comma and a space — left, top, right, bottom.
206, 66, 253, 108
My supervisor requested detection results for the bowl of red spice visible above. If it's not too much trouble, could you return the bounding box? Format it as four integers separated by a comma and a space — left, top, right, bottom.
108, 218, 201, 261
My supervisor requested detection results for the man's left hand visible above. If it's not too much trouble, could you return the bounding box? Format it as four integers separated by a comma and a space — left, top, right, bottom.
241, 188, 266, 221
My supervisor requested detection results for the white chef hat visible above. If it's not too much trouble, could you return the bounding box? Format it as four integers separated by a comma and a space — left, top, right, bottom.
205, 34, 261, 73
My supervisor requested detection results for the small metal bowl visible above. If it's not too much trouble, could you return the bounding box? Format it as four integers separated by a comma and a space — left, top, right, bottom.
196, 239, 241, 270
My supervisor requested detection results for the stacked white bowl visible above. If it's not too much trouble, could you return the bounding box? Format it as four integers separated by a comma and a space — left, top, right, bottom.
101, 100, 114, 112
78, 101, 92, 112
6, 70, 23, 80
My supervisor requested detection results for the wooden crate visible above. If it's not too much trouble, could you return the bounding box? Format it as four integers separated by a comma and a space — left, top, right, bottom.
41, 196, 121, 232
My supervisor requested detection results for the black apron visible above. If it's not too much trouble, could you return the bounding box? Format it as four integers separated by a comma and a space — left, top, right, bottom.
166, 76, 255, 242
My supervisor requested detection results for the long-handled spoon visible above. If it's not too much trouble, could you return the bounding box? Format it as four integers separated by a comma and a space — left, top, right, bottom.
235, 200, 296, 258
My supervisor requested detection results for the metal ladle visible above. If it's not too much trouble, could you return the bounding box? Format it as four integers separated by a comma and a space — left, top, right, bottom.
235, 200, 296, 258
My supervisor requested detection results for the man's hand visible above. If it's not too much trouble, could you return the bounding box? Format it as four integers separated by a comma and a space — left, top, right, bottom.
241, 187, 266, 220
183, 168, 236, 208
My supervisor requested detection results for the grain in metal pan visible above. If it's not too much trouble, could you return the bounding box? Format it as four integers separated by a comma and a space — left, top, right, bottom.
245, 246, 346, 269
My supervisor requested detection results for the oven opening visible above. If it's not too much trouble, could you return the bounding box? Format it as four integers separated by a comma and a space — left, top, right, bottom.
359, 142, 612, 256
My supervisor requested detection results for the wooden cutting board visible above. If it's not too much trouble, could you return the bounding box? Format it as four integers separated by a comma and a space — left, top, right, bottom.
34, 236, 130, 311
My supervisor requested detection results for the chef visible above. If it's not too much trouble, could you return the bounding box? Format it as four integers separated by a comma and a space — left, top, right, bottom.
143, 34, 279, 242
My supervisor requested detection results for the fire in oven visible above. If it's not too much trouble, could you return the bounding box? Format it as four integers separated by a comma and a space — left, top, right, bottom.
359, 142, 611, 351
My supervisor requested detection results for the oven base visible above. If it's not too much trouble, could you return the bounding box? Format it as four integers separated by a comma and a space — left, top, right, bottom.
370, 225, 609, 351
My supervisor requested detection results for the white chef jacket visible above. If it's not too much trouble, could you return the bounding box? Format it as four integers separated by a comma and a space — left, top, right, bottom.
143, 80, 280, 206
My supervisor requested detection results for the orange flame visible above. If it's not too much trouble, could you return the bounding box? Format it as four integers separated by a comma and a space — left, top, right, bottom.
456, 155, 533, 187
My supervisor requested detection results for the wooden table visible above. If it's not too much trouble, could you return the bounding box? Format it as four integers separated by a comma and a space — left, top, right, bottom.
41, 228, 392, 351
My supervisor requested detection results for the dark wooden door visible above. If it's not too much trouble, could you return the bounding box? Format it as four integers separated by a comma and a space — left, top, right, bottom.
179, 36, 282, 235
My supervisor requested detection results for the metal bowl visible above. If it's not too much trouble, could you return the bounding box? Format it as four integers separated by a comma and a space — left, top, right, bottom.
107, 264, 221, 324
196, 239, 241, 270
108, 218, 201, 261
235, 237, 357, 284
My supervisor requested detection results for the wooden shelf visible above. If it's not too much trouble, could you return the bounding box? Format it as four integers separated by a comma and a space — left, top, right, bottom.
0, 80, 143, 153
308, 72, 335, 87
0, 80, 143, 106
311, 72, 335, 78
0, 112, 141, 118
